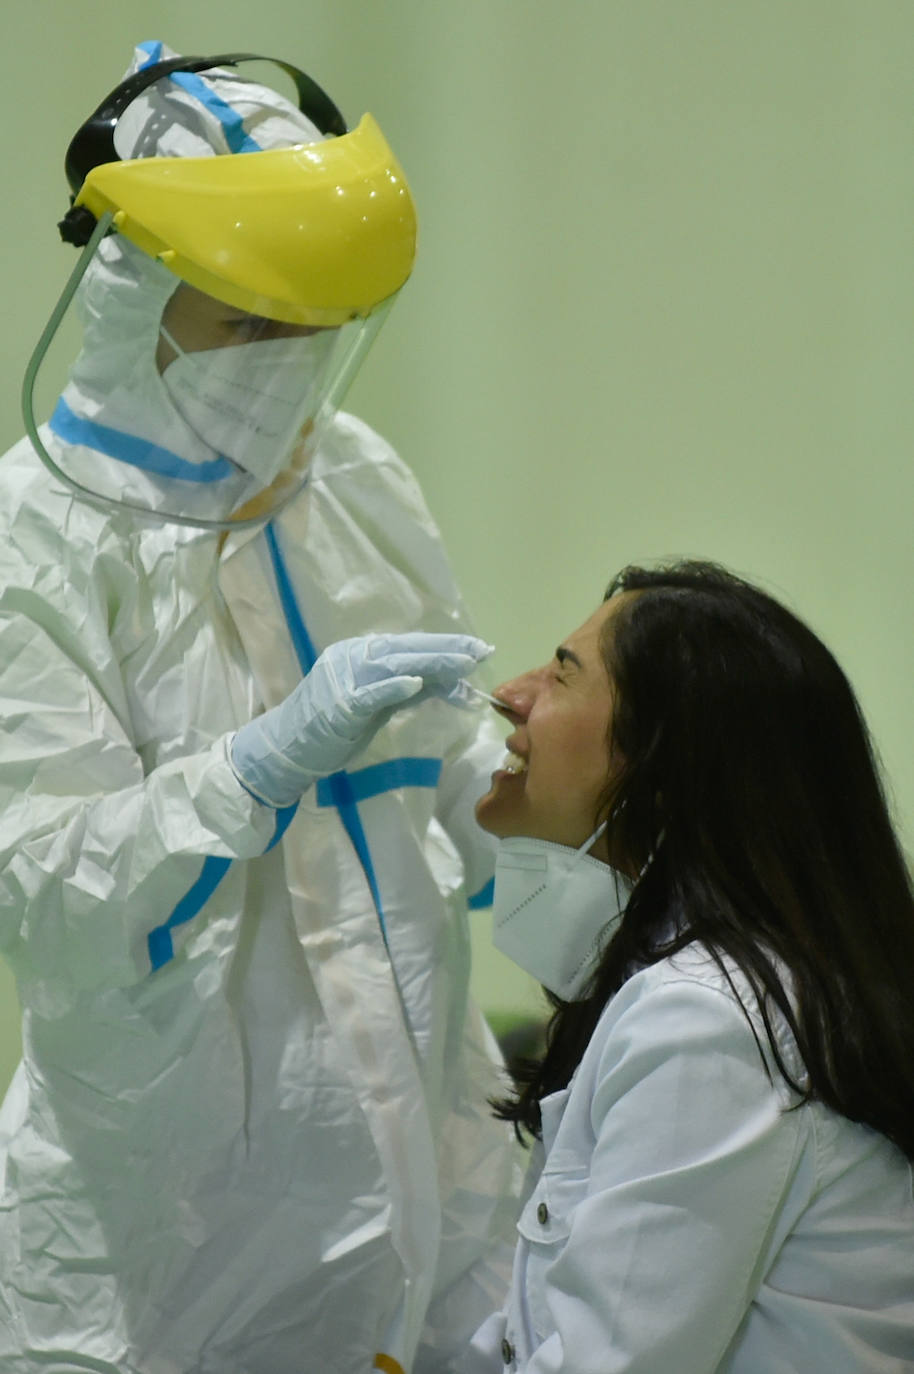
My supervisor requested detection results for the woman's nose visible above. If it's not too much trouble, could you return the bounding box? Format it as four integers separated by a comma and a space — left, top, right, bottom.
492, 667, 544, 722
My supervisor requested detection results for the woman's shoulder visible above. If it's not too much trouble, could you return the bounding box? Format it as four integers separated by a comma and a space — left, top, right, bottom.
612, 938, 761, 1003
588, 940, 806, 1091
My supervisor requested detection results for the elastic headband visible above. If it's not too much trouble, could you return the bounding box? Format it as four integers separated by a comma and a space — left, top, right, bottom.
59, 53, 347, 246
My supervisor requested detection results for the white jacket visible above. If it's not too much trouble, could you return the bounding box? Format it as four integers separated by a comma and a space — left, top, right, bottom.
465, 943, 914, 1372
0, 416, 520, 1374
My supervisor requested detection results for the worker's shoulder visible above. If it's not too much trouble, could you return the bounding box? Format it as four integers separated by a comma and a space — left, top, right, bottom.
319, 409, 416, 480
316, 410, 441, 526
0, 432, 128, 568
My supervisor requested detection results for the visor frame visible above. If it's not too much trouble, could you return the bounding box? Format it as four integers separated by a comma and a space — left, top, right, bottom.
61, 52, 347, 210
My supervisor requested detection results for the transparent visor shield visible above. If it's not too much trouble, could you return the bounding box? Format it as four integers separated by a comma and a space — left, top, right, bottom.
22, 216, 391, 529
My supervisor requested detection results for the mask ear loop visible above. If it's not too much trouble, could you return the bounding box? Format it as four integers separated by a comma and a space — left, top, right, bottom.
59, 52, 347, 246
157, 325, 186, 363
575, 819, 608, 858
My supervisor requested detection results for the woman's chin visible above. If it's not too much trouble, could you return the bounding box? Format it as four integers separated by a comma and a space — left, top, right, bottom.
474, 789, 518, 838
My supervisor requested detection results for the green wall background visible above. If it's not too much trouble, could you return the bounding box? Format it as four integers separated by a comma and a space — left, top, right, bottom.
1, 1, 912, 1092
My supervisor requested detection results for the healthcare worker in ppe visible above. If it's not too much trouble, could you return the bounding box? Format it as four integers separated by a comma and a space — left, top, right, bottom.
0, 42, 519, 1374
463, 561, 914, 1373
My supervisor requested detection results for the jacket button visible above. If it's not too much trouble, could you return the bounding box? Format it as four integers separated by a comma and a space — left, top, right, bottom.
501, 1336, 515, 1364
536, 1201, 549, 1225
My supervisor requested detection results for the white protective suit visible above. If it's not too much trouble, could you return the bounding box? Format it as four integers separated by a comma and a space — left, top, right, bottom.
0, 42, 519, 1374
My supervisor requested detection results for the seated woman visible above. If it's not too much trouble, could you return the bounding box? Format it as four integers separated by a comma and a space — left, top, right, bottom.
465, 560, 914, 1373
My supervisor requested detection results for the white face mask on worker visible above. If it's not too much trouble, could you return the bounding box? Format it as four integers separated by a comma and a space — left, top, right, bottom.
159, 328, 336, 484
491, 822, 632, 1001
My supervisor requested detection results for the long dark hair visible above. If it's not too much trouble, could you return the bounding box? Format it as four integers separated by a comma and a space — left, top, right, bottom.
495, 561, 914, 1159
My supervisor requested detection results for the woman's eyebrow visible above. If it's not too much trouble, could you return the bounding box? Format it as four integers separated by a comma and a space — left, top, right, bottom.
555, 646, 583, 669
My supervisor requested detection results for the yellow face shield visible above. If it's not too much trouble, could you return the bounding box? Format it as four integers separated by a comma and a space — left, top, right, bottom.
23, 53, 418, 530
73, 114, 417, 327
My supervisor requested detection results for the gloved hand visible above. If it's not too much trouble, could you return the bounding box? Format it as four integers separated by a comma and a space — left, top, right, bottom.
230, 632, 494, 807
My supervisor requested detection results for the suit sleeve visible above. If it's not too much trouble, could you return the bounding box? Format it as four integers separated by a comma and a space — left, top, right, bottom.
0, 600, 276, 1009
434, 708, 503, 906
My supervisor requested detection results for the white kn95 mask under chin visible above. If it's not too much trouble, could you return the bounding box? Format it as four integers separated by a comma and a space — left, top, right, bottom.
492, 823, 633, 1001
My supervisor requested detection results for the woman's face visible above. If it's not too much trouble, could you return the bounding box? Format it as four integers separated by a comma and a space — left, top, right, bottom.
476, 595, 629, 854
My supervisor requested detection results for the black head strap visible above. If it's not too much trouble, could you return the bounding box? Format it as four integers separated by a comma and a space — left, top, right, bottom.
59, 52, 346, 246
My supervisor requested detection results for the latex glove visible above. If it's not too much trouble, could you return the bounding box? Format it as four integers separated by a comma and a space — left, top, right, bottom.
230, 632, 493, 807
